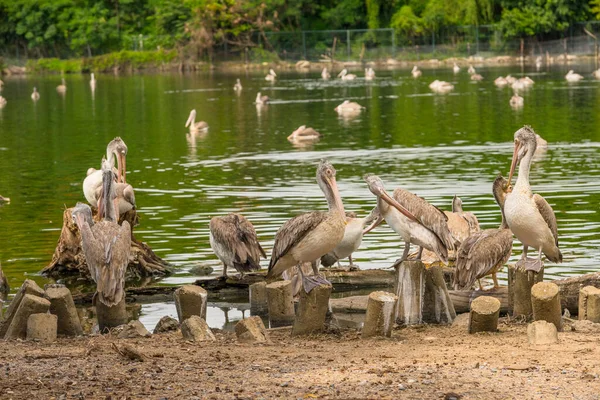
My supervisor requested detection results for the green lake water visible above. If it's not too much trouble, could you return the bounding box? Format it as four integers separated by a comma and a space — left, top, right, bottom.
1, 64, 599, 328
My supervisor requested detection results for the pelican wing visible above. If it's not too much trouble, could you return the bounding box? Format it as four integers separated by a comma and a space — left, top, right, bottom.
393, 188, 456, 250
453, 228, 513, 290
268, 211, 328, 273
533, 194, 559, 246
92, 221, 131, 306
210, 214, 264, 273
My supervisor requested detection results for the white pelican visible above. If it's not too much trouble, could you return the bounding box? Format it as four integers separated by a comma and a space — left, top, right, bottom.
505, 75, 516, 85
535, 56, 543, 69
0, 96, 6, 108
321, 67, 331, 80
209, 213, 266, 278
593, 69, 600, 79
365, 67, 376, 80
411, 65, 422, 78
56, 78, 67, 94
429, 80, 454, 93
338, 69, 357, 80
287, 125, 320, 143
185, 109, 208, 132
565, 70, 583, 82
255, 92, 269, 105
90, 73, 96, 91
505, 126, 562, 272
265, 69, 277, 82
494, 77, 508, 87
467, 65, 476, 75
31, 87, 40, 101
453, 63, 460, 74
471, 73, 483, 81
510, 93, 524, 108
233, 78, 242, 91
334, 100, 364, 114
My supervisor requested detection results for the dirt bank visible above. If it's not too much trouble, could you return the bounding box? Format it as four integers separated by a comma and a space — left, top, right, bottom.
1, 318, 598, 399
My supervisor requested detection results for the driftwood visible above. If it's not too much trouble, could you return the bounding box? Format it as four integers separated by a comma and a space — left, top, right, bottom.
42, 207, 172, 281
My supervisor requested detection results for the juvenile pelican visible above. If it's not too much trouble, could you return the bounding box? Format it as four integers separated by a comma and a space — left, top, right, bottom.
454, 175, 514, 290
337, 69, 357, 80
505, 126, 562, 272
287, 125, 321, 143
453, 63, 460, 74
233, 78, 242, 91
255, 92, 270, 105
90, 73, 96, 91
56, 78, 67, 94
73, 160, 131, 307
209, 213, 266, 278
365, 67, 376, 81
411, 65, 422, 78
334, 100, 364, 113
363, 174, 456, 265
266, 160, 347, 292
265, 69, 277, 82
0, 96, 6, 108
468, 65, 476, 75
510, 93, 524, 108
83, 138, 129, 210
185, 109, 209, 132
31, 87, 40, 101
321, 67, 331, 80
565, 70, 583, 82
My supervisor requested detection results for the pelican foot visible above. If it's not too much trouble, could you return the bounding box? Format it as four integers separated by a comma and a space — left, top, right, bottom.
302, 274, 331, 293
524, 258, 544, 273
348, 264, 360, 271
515, 257, 537, 270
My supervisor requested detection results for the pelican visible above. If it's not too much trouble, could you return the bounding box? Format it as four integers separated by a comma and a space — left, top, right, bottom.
468, 65, 476, 75
470, 73, 483, 81
255, 92, 270, 105
494, 77, 508, 87
321, 208, 379, 269
265, 69, 277, 82
185, 109, 208, 132
0, 262, 8, 301
0, 195, 9, 203
565, 70, 583, 82
266, 160, 346, 292
288, 125, 321, 143
453, 63, 460, 74
90, 73, 96, 91
429, 80, 454, 93
454, 175, 514, 290
535, 56, 543, 69
510, 93, 524, 108
334, 100, 364, 114
593, 69, 600, 79
451, 195, 480, 238
505, 75, 516, 85
209, 213, 266, 278
72, 160, 131, 307
31, 87, 40, 101
365, 67, 376, 81
337, 69, 357, 80
505, 126, 562, 272
535, 134, 547, 149
363, 174, 456, 265
321, 67, 331, 80
233, 78, 242, 91
57, 78, 67, 93
0, 96, 6, 108
411, 65, 422, 78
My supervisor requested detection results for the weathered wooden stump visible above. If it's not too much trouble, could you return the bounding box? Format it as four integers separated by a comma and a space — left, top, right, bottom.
45, 285, 82, 336
174, 285, 208, 323
469, 296, 500, 334
96, 297, 128, 333
578, 286, 600, 322
4, 295, 51, 339
508, 263, 543, 319
27, 313, 58, 342
531, 282, 562, 331
266, 281, 295, 327
292, 283, 332, 336
361, 291, 397, 338
249, 282, 268, 314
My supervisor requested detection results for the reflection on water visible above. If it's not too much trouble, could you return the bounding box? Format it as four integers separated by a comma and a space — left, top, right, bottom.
0, 65, 599, 324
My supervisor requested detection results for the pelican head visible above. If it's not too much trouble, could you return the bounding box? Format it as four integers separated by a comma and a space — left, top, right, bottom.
363, 174, 417, 222
452, 195, 463, 213
107, 137, 128, 183
269, 69, 277, 77
316, 159, 344, 214
508, 125, 538, 184
337, 69, 348, 78
185, 109, 197, 128
492, 174, 512, 208
72, 202, 94, 229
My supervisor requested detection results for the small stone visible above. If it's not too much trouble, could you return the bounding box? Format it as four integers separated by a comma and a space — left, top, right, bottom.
235, 316, 269, 343
153, 316, 179, 334
571, 320, 600, 333
117, 320, 151, 339
181, 315, 215, 342
527, 320, 558, 345
398, 384, 406, 390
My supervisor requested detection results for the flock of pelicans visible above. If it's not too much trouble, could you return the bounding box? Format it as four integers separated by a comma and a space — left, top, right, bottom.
68, 123, 561, 308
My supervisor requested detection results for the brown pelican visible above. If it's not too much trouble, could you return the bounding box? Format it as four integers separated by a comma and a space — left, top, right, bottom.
565, 70, 583, 82
321, 67, 331, 80
57, 78, 67, 94
0, 96, 6, 108
453, 63, 460, 74
411, 65, 422, 78
321, 208, 379, 269
0, 262, 8, 301
470, 73, 483, 81
337, 69, 357, 80
265, 69, 277, 82
31, 87, 40, 101
510, 93, 524, 108
429, 80, 454, 93
468, 65, 476, 75
233, 79, 242, 92
494, 77, 508, 87
363, 174, 456, 265
287, 125, 321, 143
185, 109, 208, 133
72, 159, 132, 306
334, 100, 364, 114
365, 67, 376, 81
90, 73, 96, 92
266, 160, 347, 292
209, 213, 266, 278
505, 126, 562, 272
454, 175, 514, 290
255, 92, 270, 105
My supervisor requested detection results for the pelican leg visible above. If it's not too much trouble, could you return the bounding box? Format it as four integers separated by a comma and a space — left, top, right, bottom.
301, 260, 331, 293
337, 261, 342, 268
348, 255, 359, 271
492, 273, 500, 289
478, 279, 484, 291
392, 242, 411, 269
524, 248, 544, 273
416, 247, 424, 260
515, 245, 528, 269
219, 264, 228, 280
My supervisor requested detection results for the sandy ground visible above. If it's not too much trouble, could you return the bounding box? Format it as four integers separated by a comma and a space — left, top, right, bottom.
1, 318, 599, 400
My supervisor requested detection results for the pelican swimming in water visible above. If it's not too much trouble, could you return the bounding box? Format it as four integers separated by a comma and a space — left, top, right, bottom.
453, 63, 460, 74
334, 100, 364, 114
73, 160, 131, 307
90, 73, 96, 91
233, 79, 242, 92
337, 69, 357, 80
510, 93, 524, 108
363, 174, 456, 265
255, 92, 270, 105
494, 76, 508, 87
266, 160, 347, 292
411, 65, 422, 78
56, 78, 67, 94
321, 67, 331, 80
209, 213, 266, 279
287, 125, 321, 143
0, 195, 9, 203
468, 65, 476, 75
565, 70, 583, 82
535, 56, 543, 69
470, 73, 483, 81
265, 69, 277, 82
365, 67, 376, 81
185, 109, 209, 133
593, 69, 600, 79
454, 175, 514, 290
429, 80, 454, 93
0, 96, 6, 108
505, 126, 562, 272
321, 208, 379, 269
31, 87, 40, 101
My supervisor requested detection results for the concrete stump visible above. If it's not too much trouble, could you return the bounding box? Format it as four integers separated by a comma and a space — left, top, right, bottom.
249, 282, 269, 314
45, 285, 82, 336
292, 283, 332, 336
362, 291, 398, 338
531, 282, 562, 331
395, 260, 425, 325
181, 315, 215, 342
469, 296, 500, 334
27, 313, 57, 342
174, 285, 207, 323
96, 297, 128, 333
4, 294, 51, 339
508, 264, 544, 319
578, 286, 600, 323
235, 316, 269, 343
527, 320, 558, 345
154, 316, 179, 334
0, 279, 45, 337
266, 280, 295, 327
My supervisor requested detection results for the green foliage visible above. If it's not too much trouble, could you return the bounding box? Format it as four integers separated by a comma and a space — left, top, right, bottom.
391, 6, 424, 36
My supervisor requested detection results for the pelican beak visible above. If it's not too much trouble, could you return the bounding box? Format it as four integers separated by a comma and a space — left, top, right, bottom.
508, 140, 521, 185
119, 152, 127, 183
185, 114, 192, 128
97, 191, 104, 220
363, 213, 383, 234
379, 190, 419, 223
